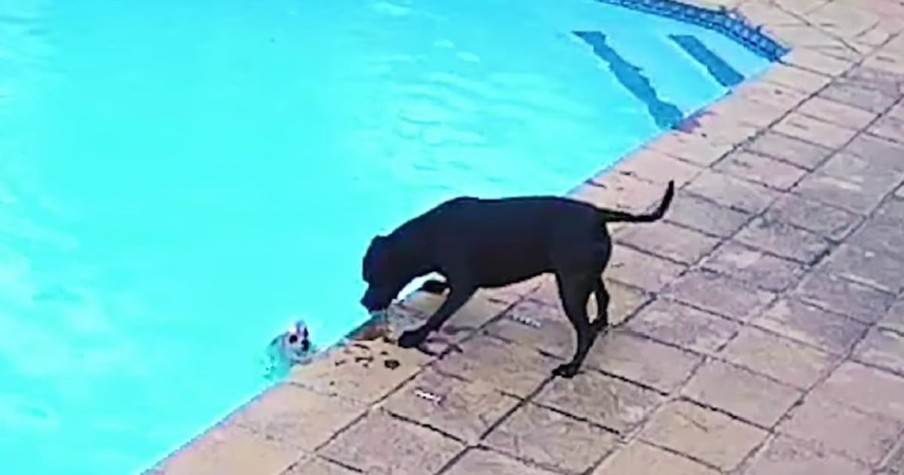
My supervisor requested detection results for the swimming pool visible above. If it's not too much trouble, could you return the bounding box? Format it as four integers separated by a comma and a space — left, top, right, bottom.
0, 0, 773, 473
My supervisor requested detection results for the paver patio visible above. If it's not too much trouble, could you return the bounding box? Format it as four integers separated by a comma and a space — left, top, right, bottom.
148, 0, 904, 473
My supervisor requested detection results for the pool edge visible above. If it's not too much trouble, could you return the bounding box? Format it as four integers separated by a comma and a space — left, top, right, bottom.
145, 0, 903, 473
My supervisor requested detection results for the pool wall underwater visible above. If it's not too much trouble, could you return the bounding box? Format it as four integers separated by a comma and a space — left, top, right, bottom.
0, 0, 795, 473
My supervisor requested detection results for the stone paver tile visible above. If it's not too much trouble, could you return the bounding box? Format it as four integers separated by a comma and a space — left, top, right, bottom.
528, 277, 651, 328
783, 48, 855, 76
780, 391, 904, 466
228, 384, 366, 453
841, 63, 904, 97
610, 148, 703, 187
681, 359, 802, 428
815, 361, 904, 421
874, 196, 904, 223
763, 193, 863, 241
288, 340, 429, 405
754, 298, 869, 355
571, 174, 667, 216
381, 368, 519, 444
796, 96, 879, 130
706, 92, 789, 128
685, 170, 780, 213
793, 171, 891, 214
819, 151, 904, 190
744, 435, 867, 475
736, 79, 808, 110
854, 327, 904, 376
845, 133, 904, 169
819, 80, 900, 113
399, 290, 510, 335
605, 245, 687, 293
486, 298, 579, 360
442, 448, 559, 475
662, 268, 775, 322
848, 219, 904, 261
432, 334, 553, 398
734, 217, 832, 264
864, 44, 904, 76
484, 403, 617, 474
584, 330, 703, 393
664, 192, 751, 238
880, 299, 904, 334
680, 110, 760, 147
535, 370, 663, 434
720, 326, 838, 390
154, 423, 303, 475
639, 400, 767, 471
870, 114, 904, 144
482, 276, 546, 305
889, 100, 904, 121
760, 63, 832, 93
701, 241, 805, 292
821, 244, 904, 293
624, 299, 739, 354
319, 411, 463, 475
881, 436, 904, 475
773, 112, 859, 149
592, 441, 719, 475
744, 131, 834, 170
284, 457, 358, 475
614, 221, 721, 265
804, 1, 880, 38
648, 130, 733, 166
714, 150, 808, 190
794, 270, 896, 324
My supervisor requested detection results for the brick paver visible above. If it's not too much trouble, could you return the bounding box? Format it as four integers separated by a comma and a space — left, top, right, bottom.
148, 0, 904, 473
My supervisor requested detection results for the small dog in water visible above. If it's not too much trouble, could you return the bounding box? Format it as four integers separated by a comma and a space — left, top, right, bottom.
360, 181, 674, 378
263, 319, 316, 379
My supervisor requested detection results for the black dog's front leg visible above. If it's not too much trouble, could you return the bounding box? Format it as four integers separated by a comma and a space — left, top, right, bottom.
398, 285, 475, 349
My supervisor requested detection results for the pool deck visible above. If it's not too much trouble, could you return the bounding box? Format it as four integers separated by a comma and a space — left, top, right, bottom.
148, 0, 904, 473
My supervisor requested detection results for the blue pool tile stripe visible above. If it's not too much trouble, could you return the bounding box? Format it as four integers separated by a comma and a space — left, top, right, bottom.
595, 0, 790, 61
670, 34, 745, 87
574, 31, 684, 130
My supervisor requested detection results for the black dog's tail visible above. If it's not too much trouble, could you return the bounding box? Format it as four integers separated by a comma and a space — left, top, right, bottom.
597, 180, 674, 224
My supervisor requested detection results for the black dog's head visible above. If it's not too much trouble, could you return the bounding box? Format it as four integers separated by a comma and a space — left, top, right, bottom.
360, 235, 419, 313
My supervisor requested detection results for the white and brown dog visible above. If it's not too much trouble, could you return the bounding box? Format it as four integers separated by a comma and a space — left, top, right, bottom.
263, 319, 316, 379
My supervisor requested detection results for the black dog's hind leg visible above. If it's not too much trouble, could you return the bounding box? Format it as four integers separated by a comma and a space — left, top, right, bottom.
398, 284, 476, 349
591, 277, 610, 333
552, 271, 598, 378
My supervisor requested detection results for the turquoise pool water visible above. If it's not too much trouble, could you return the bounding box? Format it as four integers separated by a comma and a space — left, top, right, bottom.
0, 0, 771, 473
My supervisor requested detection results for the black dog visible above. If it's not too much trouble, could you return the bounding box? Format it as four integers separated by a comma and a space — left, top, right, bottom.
360, 180, 674, 378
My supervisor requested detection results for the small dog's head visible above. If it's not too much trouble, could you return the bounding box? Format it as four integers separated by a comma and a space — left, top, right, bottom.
284, 320, 311, 354
360, 235, 415, 313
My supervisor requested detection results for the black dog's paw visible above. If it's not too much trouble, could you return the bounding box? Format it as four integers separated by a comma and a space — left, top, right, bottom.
552, 362, 580, 379
397, 329, 427, 349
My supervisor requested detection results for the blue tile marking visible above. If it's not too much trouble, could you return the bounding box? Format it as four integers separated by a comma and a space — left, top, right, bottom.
670, 34, 744, 87
574, 31, 684, 130
595, 0, 789, 61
